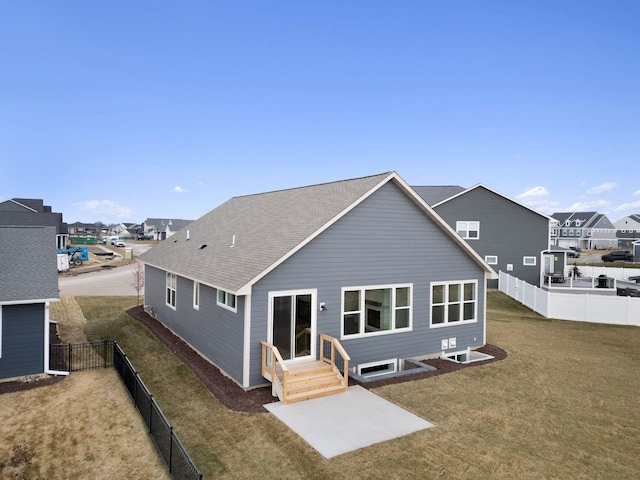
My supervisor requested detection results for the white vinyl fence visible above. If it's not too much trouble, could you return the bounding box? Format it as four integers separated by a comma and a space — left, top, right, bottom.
499, 271, 640, 327
569, 265, 639, 282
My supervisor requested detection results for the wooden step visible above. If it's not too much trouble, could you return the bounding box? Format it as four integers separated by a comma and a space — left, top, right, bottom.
286, 374, 343, 396
285, 383, 348, 404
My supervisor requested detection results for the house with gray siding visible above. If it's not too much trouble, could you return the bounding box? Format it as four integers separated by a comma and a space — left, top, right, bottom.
551, 211, 617, 250
139, 172, 495, 394
0, 226, 60, 379
413, 184, 552, 287
0, 198, 69, 249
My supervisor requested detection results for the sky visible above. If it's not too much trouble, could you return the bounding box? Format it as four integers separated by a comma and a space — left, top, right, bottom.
1, 1, 639, 225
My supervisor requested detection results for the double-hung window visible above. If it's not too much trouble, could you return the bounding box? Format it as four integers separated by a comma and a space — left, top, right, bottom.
431, 280, 477, 327
166, 272, 177, 309
342, 284, 412, 338
456, 221, 479, 239
217, 289, 237, 312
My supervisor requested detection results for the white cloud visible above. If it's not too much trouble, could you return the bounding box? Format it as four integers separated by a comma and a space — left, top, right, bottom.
567, 199, 612, 211
633, 189, 640, 196
172, 186, 188, 193
516, 186, 549, 200
586, 182, 617, 194
74, 200, 132, 219
614, 200, 640, 212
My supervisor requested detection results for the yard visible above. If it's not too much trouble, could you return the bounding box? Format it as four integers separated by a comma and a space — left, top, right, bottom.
2, 292, 639, 479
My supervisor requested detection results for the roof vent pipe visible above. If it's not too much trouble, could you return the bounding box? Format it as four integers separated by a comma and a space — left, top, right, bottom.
187, 230, 190, 241
230, 234, 236, 248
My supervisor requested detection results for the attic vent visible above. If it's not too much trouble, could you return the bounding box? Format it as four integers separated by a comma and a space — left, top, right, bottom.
199, 244, 208, 250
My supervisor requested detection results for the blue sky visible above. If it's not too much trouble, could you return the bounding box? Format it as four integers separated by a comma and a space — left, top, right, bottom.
2, 1, 639, 225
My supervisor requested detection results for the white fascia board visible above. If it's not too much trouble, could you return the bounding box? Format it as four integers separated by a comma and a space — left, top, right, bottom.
433, 184, 554, 221
237, 172, 398, 295
394, 177, 498, 278
0, 298, 58, 306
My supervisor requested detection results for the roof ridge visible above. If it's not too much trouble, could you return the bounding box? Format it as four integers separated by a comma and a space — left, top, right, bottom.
232, 172, 393, 199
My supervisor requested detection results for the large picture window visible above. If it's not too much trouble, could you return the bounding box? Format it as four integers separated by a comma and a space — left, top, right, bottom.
342, 284, 412, 338
217, 289, 237, 312
431, 280, 477, 327
166, 272, 177, 309
456, 221, 479, 239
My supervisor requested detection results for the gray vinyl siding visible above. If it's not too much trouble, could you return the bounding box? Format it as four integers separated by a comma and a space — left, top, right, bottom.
434, 187, 549, 286
144, 265, 245, 384
249, 182, 485, 387
0, 303, 45, 378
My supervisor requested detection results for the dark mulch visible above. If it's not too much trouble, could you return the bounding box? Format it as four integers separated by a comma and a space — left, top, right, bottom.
0, 305, 507, 414
126, 305, 507, 413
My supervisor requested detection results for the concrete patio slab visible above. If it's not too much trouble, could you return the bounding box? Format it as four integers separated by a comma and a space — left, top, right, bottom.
264, 385, 434, 458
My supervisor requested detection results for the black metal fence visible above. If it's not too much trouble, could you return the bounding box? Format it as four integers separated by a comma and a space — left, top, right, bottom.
50, 340, 114, 372
50, 340, 203, 480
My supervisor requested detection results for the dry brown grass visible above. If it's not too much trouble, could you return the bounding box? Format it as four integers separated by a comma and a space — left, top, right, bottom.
74, 293, 640, 479
0, 369, 169, 480
50, 297, 88, 343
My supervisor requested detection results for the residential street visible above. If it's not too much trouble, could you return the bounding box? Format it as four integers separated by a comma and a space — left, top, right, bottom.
58, 261, 143, 296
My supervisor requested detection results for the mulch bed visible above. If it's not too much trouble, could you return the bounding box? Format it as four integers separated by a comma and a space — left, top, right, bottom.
125, 306, 507, 413
0, 305, 507, 415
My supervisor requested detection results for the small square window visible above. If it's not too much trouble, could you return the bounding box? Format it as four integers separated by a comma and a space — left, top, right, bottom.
485, 255, 498, 265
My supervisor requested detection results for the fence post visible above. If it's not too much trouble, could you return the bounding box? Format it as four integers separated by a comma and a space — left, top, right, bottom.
103, 340, 107, 369
169, 426, 174, 474
68, 343, 73, 372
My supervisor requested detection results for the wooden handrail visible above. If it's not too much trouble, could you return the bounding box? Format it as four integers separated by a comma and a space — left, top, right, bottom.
261, 341, 289, 401
319, 334, 350, 387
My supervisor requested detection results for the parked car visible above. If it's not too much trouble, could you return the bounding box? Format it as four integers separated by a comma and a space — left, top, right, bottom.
601, 250, 633, 262
628, 275, 640, 284
567, 250, 580, 258
113, 239, 126, 247
137, 234, 153, 240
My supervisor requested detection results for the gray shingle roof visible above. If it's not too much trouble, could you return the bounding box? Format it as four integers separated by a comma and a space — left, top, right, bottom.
412, 186, 465, 205
140, 172, 495, 293
0, 226, 59, 302
140, 173, 394, 292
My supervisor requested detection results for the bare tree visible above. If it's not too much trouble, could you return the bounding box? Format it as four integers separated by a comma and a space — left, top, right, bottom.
129, 261, 145, 304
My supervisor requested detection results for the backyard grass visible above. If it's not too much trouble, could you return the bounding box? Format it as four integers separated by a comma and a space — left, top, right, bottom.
0, 369, 169, 480
3, 293, 637, 479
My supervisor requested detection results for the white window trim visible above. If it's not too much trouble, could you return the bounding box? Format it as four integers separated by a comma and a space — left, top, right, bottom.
341, 283, 413, 339
456, 221, 480, 240
485, 255, 498, 265
523, 256, 537, 266
217, 289, 237, 313
357, 358, 398, 378
166, 272, 177, 310
430, 280, 478, 328
193, 281, 200, 310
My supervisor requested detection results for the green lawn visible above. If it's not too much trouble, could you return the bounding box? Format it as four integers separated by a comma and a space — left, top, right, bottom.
73, 292, 640, 479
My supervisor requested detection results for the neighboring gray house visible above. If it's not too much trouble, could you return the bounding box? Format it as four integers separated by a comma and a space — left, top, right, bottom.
551, 212, 617, 250
142, 218, 193, 240
614, 214, 640, 248
140, 172, 495, 394
0, 198, 68, 249
413, 184, 552, 287
0, 226, 60, 379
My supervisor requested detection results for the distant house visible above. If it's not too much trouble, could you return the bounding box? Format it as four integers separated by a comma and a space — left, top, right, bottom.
110, 223, 141, 238
142, 218, 193, 240
139, 172, 495, 396
413, 184, 552, 287
67, 222, 100, 238
551, 212, 617, 250
0, 198, 68, 249
0, 226, 60, 379
614, 214, 640, 248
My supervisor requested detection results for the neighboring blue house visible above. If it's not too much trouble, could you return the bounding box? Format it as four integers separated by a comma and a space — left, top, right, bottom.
413, 184, 553, 287
0, 226, 60, 379
139, 172, 495, 398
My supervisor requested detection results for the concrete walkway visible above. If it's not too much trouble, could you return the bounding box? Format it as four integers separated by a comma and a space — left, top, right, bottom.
264, 385, 433, 458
